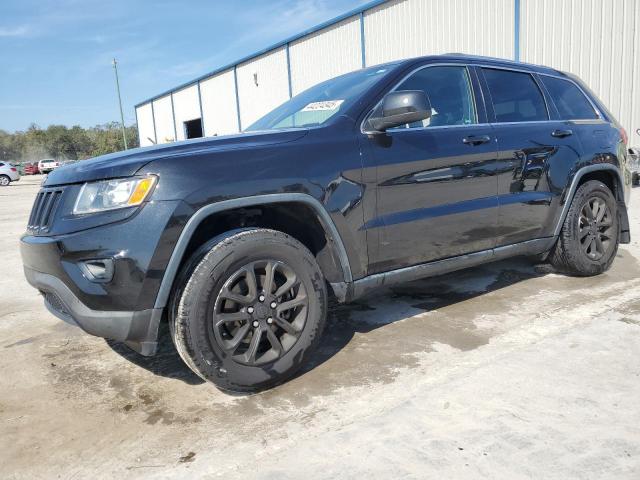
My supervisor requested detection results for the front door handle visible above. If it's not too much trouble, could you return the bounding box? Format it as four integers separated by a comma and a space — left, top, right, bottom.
462, 135, 491, 145
551, 129, 573, 138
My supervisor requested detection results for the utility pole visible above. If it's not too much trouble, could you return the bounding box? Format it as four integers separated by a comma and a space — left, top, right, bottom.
112, 58, 128, 150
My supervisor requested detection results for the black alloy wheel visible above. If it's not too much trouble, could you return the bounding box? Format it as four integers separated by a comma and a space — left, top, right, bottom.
550, 180, 619, 276
212, 260, 308, 366
578, 196, 614, 261
170, 228, 327, 393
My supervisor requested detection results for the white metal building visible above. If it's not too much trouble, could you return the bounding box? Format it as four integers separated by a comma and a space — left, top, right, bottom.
135, 0, 640, 147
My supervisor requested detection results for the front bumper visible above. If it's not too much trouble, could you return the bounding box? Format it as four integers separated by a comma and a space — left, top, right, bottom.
20, 198, 186, 356
25, 266, 162, 355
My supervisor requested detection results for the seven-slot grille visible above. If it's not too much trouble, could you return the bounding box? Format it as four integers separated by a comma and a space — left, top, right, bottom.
27, 189, 63, 234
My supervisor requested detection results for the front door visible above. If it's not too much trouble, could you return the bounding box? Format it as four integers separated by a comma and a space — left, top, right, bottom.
362, 64, 499, 273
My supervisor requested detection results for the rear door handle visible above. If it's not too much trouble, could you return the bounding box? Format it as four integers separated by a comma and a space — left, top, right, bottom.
462, 135, 491, 145
551, 129, 573, 138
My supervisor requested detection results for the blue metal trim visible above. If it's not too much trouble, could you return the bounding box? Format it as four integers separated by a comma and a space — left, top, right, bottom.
170, 92, 178, 141
150, 101, 157, 144
197, 80, 206, 136
134, 0, 391, 107
360, 11, 366, 68
514, 0, 521, 61
233, 66, 242, 131
286, 43, 293, 98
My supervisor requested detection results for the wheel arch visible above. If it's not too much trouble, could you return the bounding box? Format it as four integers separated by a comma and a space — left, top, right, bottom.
554, 164, 629, 241
154, 194, 353, 310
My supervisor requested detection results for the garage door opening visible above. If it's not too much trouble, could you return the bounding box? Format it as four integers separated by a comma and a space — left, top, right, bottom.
184, 118, 203, 139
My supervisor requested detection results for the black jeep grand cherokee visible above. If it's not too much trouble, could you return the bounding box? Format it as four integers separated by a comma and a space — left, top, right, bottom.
21, 55, 632, 392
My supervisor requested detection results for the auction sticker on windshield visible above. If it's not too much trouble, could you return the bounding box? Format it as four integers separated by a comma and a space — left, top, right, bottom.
301, 100, 344, 112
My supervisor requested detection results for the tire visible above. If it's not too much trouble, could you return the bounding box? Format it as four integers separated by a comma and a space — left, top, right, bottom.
0, 175, 10, 186
170, 228, 327, 393
550, 180, 619, 276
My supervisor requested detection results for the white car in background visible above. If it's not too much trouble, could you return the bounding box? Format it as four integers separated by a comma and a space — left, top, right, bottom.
38, 158, 60, 174
0, 162, 20, 186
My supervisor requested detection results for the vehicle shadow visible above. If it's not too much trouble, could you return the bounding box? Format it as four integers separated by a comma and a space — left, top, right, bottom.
105, 324, 205, 385
105, 257, 551, 387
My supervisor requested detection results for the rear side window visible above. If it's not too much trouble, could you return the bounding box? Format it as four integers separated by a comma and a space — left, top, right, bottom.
482, 68, 548, 123
540, 76, 598, 120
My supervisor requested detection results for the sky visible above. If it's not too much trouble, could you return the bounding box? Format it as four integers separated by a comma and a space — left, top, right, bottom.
0, 0, 371, 133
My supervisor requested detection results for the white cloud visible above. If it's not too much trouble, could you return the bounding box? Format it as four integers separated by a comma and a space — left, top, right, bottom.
0, 25, 29, 37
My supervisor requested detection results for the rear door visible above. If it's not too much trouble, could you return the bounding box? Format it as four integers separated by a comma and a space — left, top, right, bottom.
478, 66, 584, 246
362, 64, 499, 273
538, 73, 609, 162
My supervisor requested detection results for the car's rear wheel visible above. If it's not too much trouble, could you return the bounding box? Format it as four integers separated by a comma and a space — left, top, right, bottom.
550, 180, 619, 276
170, 228, 327, 393
0, 175, 10, 186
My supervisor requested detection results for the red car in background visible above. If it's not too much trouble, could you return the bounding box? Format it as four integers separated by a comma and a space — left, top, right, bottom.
23, 163, 39, 175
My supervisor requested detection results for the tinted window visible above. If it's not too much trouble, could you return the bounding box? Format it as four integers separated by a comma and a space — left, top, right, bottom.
482, 68, 548, 123
391, 66, 476, 129
541, 76, 598, 120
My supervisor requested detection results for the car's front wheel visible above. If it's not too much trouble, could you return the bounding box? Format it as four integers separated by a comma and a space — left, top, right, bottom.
170, 228, 327, 393
550, 180, 619, 276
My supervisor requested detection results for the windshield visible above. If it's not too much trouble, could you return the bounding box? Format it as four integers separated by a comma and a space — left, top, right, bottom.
245, 64, 397, 132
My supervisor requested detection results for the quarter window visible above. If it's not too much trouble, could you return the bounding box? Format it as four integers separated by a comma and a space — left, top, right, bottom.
540, 76, 598, 120
390, 66, 477, 129
482, 68, 548, 123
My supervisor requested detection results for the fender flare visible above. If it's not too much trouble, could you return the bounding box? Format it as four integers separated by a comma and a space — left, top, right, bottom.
153, 193, 353, 309
552, 164, 626, 237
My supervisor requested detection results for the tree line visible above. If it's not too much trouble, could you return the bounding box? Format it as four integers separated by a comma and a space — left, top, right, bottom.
0, 122, 139, 163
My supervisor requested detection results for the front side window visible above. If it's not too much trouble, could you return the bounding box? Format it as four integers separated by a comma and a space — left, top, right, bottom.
540, 75, 598, 120
390, 66, 477, 129
482, 68, 548, 123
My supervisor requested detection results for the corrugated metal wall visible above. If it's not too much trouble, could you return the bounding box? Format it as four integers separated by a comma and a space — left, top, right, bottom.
236, 48, 290, 129
200, 70, 239, 137
364, 0, 514, 65
151, 95, 175, 144
289, 16, 362, 95
136, 103, 155, 147
172, 85, 200, 142
521, 0, 640, 143
136, 0, 639, 147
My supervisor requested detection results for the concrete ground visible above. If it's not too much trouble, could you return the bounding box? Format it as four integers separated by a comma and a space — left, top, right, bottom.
1, 175, 639, 479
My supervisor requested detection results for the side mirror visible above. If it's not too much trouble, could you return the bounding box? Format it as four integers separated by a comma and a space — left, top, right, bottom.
366, 90, 432, 133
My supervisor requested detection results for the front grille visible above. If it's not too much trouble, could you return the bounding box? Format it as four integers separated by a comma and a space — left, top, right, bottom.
27, 189, 63, 234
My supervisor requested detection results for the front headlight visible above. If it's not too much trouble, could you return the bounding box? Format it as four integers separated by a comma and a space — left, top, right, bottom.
73, 176, 157, 215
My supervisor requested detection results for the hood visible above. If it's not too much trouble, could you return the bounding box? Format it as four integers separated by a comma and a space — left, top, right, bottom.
44, 129, 308, 186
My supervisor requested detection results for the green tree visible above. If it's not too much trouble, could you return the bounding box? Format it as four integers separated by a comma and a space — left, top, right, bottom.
0, 122, 139, 163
